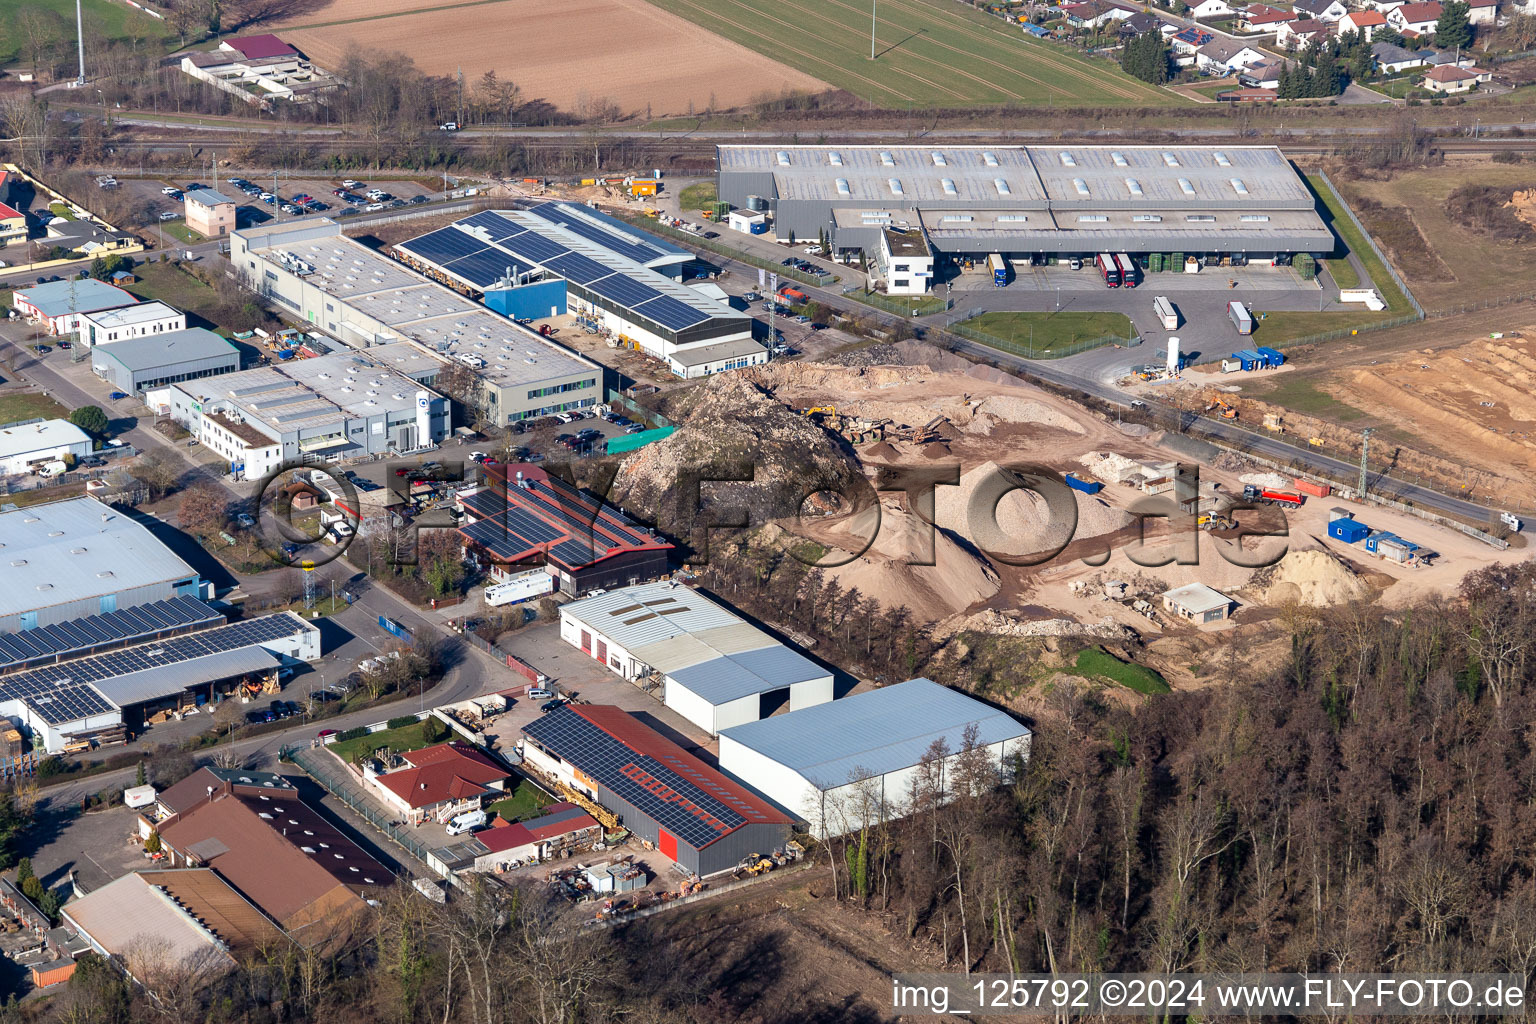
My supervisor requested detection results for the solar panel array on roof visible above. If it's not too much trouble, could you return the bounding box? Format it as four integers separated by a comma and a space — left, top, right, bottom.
636, 295, 711, 331
526, 204, 666, 263
587, 274, 660, 308
542, 251, 611, 286
458, 210, 526, 242
0, 597, 223, 674
398, 228, 487, 266
441, 249, 527, 289
497, 230, 568, 265
0, 615, 309, 725
523, 708, 747, 849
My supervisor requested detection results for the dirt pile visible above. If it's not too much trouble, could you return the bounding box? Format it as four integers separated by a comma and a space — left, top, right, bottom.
1511, 189, 1536, 230
933, 461, 1133, 556
956, 608, 1138, 641
1081, 451, 1140, 480
959, 395, 1089, 436
808, 498, 1000, 620
611, 374, 864, 546
1256, 547, 1372, 607
1239, 471, 1290, 489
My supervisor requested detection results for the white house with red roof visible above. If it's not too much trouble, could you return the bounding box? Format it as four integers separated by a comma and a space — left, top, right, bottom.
1340, 9, 1389, 38
0, 200, 23, 249
364, 741, 510, 825
1277, 16, 1331, 45
1237, 4, 1299, 30
470, 802, 602, 871
1388, 1, 1443, 34
1466, 0, 1498, 24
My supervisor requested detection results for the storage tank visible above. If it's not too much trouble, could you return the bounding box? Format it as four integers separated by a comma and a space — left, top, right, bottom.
1166, 336, 1180, 376
746, 195, 767, 212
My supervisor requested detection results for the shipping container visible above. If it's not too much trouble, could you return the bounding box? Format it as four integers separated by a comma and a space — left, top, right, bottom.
1153, 295, 1178, 330
1328, 518, 1370, 544
1065, 473, 1103, 495
1256, 346, 1285, 367
1220, 358, 1242, 373
1295, 478, 1332, 498
1228, 301, 1254, 335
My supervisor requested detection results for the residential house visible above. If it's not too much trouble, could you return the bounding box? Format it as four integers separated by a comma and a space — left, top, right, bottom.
1239, 60, 1286, 86
0, 202, 24, 249
1188, 0, 1236, 17
1388, 1, 1443, 34
1277, 16, 1330, 45
184, 188, 236, 238
1362, 0, 1406, 10
1061, 0, 1138, 28
1423, 47, 1478, 66
1293, 0, 1348, 18
1339, 8, 1388, 38
1237, 3, 1299, 29
365, 741, 510, 825
1422, 63, 1488, 91
1171, 26, 1217, 63
1117, 11, 1162, 35
1467, 0, 1498, 23
1372, 40, 1429, 71
1197, 39, 1270, 70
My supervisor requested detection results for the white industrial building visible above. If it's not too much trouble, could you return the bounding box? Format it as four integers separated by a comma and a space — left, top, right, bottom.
718, 678, 1032, 838
11, 280, 139, 336
0, 496, 203, 632
77, 301, 187, 347
0, 419, 93, 476
558, 582, 833, 736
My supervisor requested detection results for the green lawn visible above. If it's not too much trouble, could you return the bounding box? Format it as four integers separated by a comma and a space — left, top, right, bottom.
127, 260, 218, 312
1075, 648, 1170, 694
0, 392, 68, 427
47, 203, 75, 220
158, 222, 204, 245
850, 288, 949, 316
1324, 258, 1359, 291
487, 776, 554, 823
1247, 309, 1397, 346
956, 310, 1136, 358
678, 182, 717, 211
637, 0, 1180, 107
0, 0, 173, 63
326, 721, 437, 762
1306, 173, 1411, 314
1249, 373, 1364, 421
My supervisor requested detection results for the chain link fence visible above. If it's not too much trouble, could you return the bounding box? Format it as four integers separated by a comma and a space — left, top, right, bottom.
292, 746, 440, 868
844, 289, 952, 317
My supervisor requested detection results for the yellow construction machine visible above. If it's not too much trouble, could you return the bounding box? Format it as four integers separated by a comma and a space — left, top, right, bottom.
1197, 513, 1237, 531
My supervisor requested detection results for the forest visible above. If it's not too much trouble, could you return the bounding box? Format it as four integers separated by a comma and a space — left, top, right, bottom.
0, 554, 1528, 1023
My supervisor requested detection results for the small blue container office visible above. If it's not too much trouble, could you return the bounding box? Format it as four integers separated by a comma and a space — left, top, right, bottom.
1328, 518, 1370, 544
1255, 346, 1286, 367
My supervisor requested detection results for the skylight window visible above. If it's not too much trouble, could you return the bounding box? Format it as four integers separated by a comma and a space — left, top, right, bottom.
1111, 151, 1128, 167
1060, 152, 1077, 167
1125, 178, 1143, 197
1163, 152, 1180, 167
1178, 178, 1195, 195
1073, 178, 1090, 196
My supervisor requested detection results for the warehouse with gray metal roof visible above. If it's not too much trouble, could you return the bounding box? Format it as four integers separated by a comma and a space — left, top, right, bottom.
717, 144, 1334, 272
718, 677, 1031, 838
557, 581, 832, 736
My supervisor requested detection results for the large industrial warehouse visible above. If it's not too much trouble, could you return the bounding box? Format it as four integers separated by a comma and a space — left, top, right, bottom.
718, 678, 1032, 838
520, 703, 793, 876
716, 144, 1334, 291
456, 471, 673, 596
558, 581, 833, 736
231, 220, 604, 425
394, 205, 763, 378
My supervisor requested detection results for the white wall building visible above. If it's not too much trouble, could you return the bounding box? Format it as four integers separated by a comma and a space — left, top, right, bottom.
872, 226, 935, 296
0, 419, 93, 475
557, 582, 833, 736
77, 301, 187, 348
718, 678, 1032, 839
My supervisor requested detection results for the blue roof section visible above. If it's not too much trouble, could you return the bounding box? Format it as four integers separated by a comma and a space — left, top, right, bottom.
16, 279, 138, 318
667, 644, 829, 705
526, 201, 688, 264
0, 596, 222, 674
719, 678, 1031, 789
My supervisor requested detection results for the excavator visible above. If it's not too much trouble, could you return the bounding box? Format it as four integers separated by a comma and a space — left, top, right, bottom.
802, 405, 836, 419
734, 853, 776, 878
1204, 392, 1239, 420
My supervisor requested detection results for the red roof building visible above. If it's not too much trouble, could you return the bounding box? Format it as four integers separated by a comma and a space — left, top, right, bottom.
472, 802, 602, 869
368, 742, 510, 823
220, 34, 298, 60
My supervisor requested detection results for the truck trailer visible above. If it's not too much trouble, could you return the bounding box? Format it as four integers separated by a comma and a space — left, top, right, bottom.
987, 253, 1008, 287
484, 568, 556, 607
1115, 253, 1139, 288
1242, 484, 1304, 508
1096, 253, 1121, 287
1228, 301, 1254, 335
1153, 295, 1178, 330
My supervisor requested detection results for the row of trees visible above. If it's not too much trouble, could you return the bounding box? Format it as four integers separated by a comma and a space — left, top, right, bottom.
1120, 31, 1173, 85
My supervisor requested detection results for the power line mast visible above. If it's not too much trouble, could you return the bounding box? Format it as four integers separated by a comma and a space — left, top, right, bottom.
1358, 427, 1373, 499
74, 0, 87, 87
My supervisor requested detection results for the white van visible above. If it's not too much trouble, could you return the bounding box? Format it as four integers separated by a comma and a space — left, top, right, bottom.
446, 809, 487, 836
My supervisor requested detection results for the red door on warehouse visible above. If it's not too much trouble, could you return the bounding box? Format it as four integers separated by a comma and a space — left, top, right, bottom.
657, 828, 678, 861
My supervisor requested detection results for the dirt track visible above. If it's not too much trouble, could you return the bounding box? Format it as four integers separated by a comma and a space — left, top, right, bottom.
273, 0, 829, 116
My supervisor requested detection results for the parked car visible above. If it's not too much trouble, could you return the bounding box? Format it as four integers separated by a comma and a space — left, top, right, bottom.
408, 195, 428, 204
342, 179, 362, 189
235, 512, 256, 528
526, 688, 553, 700
438, 122, 460, 132
108, 391, 128, 400
158, 211, 180, 221
317, 727, 339, 740
161, 186, 180, 196
56, 340, 70, 350
540, 698, 568, 712
365, 203, 384, 212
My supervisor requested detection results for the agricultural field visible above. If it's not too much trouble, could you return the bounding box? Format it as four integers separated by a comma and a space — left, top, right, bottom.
270, 0, 828, 117
0, 0, 172, 66
639, 0, 1180, 107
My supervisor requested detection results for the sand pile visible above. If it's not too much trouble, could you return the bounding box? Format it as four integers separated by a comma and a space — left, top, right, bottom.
932, 461, 1134, 555
1260, 548, 1372, 607
816, 498, 1000, 619
1082, 451, 1140, 480
1510, 189, 1536, 230
961, 395, 1089, 435
1240, 471, 1290, 489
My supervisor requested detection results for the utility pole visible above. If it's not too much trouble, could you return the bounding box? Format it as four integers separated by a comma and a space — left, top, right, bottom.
457, 67, 465, 127
1358, 427, 1372, 498
74, 0, 86, 87
870, 0, 878, 59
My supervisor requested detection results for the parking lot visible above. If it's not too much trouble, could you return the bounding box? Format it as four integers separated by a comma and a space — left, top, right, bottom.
26, 803, 148, 894
108, 173, 449, 235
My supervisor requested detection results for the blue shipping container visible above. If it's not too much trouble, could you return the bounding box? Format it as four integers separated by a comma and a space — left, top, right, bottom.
1328, 519, 1370, 544
1065, 473, 1103, 495
1231, 351, 1261, 371
1256, 346, 1286, 367
378, 615, 412, 640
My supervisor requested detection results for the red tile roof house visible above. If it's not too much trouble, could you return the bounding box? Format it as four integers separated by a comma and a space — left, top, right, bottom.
471, 802, 602, 871
1237, 3, 1299, 29
365, 742, 510, 824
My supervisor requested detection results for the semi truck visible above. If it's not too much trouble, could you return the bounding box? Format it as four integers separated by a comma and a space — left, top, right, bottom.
1242, 484, 1304, 508
1115, 253, 1139, 288
1153, 295, 1178, 330
1095, 253, 1121, 287
987, 253, 1008, 287
1228, 300, 1254, 335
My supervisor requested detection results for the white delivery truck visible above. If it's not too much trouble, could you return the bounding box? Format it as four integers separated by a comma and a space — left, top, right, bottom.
446, 809, 487, 835
484, 568, 555, 607
1153, 295, 1178, 331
